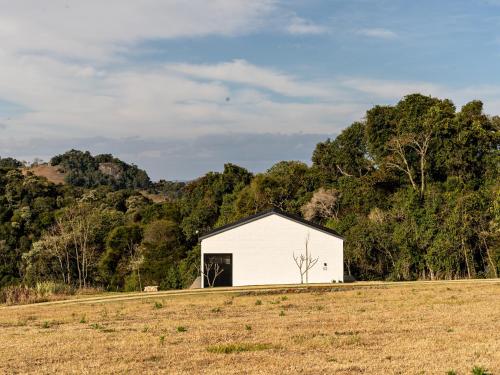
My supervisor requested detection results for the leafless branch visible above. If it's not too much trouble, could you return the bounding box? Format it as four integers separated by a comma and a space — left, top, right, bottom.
202, 262, 224, 287
293, 233, 319, 284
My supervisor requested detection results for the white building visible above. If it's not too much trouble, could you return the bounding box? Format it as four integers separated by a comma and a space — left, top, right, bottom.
199, 209, 344, 287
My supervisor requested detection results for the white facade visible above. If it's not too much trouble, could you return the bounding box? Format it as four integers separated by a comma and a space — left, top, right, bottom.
200, 211, 343, 287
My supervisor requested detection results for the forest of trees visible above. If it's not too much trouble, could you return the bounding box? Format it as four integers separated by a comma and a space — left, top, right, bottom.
0, 94, 498, 294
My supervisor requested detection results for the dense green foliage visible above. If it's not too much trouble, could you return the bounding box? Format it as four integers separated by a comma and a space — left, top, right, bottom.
0, 94, 498, 292
0, 157, 22, 169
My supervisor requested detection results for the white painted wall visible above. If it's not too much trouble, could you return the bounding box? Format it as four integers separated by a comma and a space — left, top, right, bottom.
200, 213, 343, 287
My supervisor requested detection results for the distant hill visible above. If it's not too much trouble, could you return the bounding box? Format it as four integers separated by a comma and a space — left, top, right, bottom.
22, 163, 180, 204
50, 149, 151, 190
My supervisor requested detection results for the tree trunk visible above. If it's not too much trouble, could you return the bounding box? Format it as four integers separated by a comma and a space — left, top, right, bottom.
463, 239, 472, 279
305, 243, 309, 284
137, 268, 142, 292
74, 241, 82, 289
482, 237, 498, 278
420, 154, 425, 198
66, 250, 71, 285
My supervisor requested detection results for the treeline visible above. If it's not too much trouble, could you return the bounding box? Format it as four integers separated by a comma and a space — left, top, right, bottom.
0, 94, 498, 292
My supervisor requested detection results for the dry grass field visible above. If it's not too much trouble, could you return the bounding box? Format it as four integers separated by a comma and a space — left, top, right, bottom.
22, 165, 66, 185
0, 280, 499, 374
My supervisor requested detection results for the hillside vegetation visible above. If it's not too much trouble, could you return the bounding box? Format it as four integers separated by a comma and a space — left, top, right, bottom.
0, 281, 498, 374
0, 94, 498, 294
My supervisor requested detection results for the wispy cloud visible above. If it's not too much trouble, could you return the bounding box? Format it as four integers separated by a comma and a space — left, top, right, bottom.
342, 77, 444, 99
356, 28, 398, 39
167, 59, 334, 98
0, 54, 364, 140
285, 16, 329, 35
0, 0, 277, 60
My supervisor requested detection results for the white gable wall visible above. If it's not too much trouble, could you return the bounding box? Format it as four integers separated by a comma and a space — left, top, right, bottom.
200, 213, 343, 287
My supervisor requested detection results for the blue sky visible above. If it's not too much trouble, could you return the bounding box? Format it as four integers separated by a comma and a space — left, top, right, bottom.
0, 0, 499, 180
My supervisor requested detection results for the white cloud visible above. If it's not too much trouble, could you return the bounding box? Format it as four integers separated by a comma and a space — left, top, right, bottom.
356, 28, 398, 39
0, 0, 277, 60
2, 51, 499, 144
286, 16, 329, 35
342, 77, 445, 99
0, 0, 347, 141
0, 52, 363, 140
167, 59, 334, 98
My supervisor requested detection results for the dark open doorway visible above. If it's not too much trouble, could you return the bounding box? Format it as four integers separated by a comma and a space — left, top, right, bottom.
203, 253, 232, 287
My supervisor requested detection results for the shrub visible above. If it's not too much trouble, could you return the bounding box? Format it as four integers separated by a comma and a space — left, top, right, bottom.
153, 301, 163, 309
176, 326, 187, 332
90, 323, 103, 330
472, 366, 491, 375
0, 285, 34, 305
124, 273, 141, 292
35, 281, 74, 296
255, 300, 262, 306
0, 283, 74, 306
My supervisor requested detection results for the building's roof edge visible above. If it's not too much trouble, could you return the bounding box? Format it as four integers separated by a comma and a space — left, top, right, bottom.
199, 208, 344, 241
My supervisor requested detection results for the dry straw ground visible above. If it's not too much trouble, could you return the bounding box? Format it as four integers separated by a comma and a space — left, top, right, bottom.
0, 280, 499, 374
21, 165, 66, 185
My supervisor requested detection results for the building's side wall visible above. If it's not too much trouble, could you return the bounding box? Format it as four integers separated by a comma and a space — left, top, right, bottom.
200, 214, 343, 287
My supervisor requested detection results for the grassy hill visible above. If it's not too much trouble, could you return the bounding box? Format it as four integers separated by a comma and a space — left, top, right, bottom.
49, 149, 151, 189
1, 280, 498, 374
21, 164, 172, 203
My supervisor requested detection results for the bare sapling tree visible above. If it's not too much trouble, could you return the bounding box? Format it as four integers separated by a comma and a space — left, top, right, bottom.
202, 262, 224, 287
28, 225, 71, 285
293, 233, 319, 284
61, 203, 98, 289
128, 244, 145, 291
301, 188, 341, 221
46, 225, 71, 285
